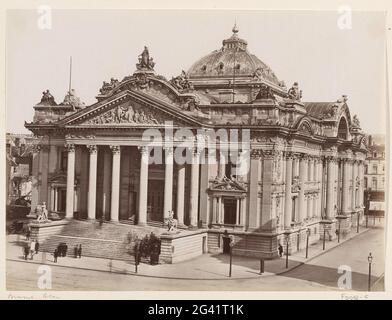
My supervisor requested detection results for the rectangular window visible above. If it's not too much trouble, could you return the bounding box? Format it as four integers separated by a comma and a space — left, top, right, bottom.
372, 178, 377, 190
372, 165, 378, 174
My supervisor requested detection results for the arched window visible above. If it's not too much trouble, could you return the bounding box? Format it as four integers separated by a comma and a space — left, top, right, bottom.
337, 117, 348, 140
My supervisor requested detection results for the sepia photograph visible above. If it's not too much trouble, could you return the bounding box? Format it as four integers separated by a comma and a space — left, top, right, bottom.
2, 3, 389, 298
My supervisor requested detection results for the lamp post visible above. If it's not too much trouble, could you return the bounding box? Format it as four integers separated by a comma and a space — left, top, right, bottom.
228, 235, 235, 277
322, 225, 326, 251
357, 211, 360, 233
285, 233, 290, 269
259, 259, 265, 275
337, 219, 341, 243
368, 252, 373, 291
305, 228, 311, 259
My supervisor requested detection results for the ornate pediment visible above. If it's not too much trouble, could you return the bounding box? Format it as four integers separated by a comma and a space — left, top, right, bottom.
209, 176, 247, 193
65, 95, 201, 127
96, 72, 199, 111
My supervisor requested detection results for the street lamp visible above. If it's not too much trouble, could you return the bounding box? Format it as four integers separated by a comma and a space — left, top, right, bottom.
368, 252, 373, 291
337, 219, 341, 243
285, 233, 290, 269
322, 224, 327, 251
357, 211, 360, 233
305, 228, 311, 259
228, 235, 235, 277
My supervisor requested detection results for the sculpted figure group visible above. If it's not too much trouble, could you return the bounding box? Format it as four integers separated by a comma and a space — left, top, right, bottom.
88, 105, 160, 125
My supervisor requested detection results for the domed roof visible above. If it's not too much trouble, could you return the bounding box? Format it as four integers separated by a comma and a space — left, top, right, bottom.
187, 25, 282, 86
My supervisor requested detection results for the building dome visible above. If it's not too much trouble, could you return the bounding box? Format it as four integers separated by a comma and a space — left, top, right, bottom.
187, 25, 282, 87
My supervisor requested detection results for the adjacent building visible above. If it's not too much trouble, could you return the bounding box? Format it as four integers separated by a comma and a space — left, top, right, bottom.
364, 135, 385, 191
24, 27, 368, 259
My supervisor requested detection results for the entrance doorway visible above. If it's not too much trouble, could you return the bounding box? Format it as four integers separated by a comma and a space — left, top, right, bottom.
57, 188, 66, 213
223, 198, 236, 225
147, 180, 164, 221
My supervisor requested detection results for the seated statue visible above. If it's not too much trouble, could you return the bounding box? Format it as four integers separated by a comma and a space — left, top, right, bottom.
36, 202, 49, 223
166, 210, 178, 233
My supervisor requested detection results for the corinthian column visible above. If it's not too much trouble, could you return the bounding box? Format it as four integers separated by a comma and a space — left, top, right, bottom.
30, 145, 40, 211
342, 158, 351, 215
326, 157, 335, 219
87, 145, 98, 220
65, 143, 75, 219
163, 147, 174, 220
176, 164, 186, 226
189, 149, 201, 228
298, 154, 308, 223
138, 146, 149, 225
284, 152, 293, 229
110, 145, 121, 222
352, 159, 358, 211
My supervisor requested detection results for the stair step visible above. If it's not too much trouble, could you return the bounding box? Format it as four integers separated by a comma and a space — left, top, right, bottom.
39, 220, 165, 262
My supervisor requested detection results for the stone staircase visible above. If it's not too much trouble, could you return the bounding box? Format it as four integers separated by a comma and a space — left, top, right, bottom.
39, 220, 166, 262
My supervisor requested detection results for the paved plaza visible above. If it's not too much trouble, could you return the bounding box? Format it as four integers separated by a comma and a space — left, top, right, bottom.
6, 225, 385, 291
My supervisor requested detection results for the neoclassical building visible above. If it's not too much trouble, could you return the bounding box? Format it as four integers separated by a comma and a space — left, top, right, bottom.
25, 26, 368, 259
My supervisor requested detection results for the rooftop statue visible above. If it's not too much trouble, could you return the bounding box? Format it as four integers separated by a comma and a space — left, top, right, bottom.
287, 82, 302, 101
39, 90, 57, 106
136, 46, 155, 71
352, 114, 361, 128
170, 70, 194, 91
62, 89, 85, 109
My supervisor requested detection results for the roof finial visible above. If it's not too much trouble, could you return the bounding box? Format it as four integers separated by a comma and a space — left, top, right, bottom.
232, 20, 239, 34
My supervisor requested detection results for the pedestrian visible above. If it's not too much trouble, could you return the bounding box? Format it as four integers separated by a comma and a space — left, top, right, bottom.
278, 243, 283, 257
30, 240, 35, 260
77, 244, 82, 258
74, 245, 78, 258
35, 241, 40, 254
63, 243, 68, 257
23, 245, 29, 260
53, 249, 58, 263
99, 216, 104, 227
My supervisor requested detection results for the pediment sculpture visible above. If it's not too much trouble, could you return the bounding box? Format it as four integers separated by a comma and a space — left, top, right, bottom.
99, 78, 120, 95
287, 82, 302, 101
136, 46, 155, 71
170, 70, 194, 92
86, 103, 161, 125
254, 84, 275, 100
39, 90, 57, 106
352, 114, 361, 128
210, 176, 246, 192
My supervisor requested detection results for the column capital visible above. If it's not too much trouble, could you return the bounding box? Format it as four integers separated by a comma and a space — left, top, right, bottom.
87, 144, 98, 154
138, 145, 149, 156
110, 145, 121, 154
284, 151, 295, 160
32, 144, 41, 153
64, 143, 75, 153
250, 149, 263, 159
324, 155, 337, 162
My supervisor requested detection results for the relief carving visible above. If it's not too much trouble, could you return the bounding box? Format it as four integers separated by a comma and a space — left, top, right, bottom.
86, 103, 160, 125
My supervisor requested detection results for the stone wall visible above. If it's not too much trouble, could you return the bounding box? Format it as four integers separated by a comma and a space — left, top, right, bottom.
160, 230, 206, 263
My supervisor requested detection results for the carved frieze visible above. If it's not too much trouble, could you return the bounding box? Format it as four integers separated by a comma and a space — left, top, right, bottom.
86, 103, 161, 125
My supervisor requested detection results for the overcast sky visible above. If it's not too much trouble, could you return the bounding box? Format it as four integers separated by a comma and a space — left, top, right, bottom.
6, 9, 386, 134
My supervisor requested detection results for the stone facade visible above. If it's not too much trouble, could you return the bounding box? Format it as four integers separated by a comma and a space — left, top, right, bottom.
25, 27, 368, 260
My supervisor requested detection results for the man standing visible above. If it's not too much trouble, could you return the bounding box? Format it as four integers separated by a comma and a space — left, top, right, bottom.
35, 241, 40, 254
30, 240, 35, 260
53, 249, 58, 263
77, 244, 82, 259
23, 245, 29, 260
278, 243, 283, 257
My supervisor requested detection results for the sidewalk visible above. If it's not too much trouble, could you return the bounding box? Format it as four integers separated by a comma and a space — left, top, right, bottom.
6, 226, 371, 281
